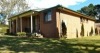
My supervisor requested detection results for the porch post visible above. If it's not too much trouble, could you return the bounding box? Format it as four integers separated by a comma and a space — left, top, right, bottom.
31, 14, 33, 33
16, 18, 18, 33
20, 17, 22, 32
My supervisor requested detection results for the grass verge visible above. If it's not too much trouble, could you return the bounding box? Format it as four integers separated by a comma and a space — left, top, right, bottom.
0, 35, 100, 53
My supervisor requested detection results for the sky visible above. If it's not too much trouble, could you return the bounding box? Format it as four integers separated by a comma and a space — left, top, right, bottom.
26, 0, 100, 11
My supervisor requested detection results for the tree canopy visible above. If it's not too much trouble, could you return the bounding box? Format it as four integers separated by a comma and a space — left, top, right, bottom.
77, 4, 100, 20
0, 0, 29, 24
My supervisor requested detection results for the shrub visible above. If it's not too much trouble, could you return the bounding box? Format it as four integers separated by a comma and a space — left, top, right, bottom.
90, 27, 93, 36
0, 27, 8, 34
17, 32, 26, 37
80, 24, 84, 36
62, 20, 67, 36
95, 28, 98, 35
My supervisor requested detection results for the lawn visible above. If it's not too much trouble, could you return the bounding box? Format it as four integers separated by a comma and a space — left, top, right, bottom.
0, 24, 8, 34
0, 35, 100, 53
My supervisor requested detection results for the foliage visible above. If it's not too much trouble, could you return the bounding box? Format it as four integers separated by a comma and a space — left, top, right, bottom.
77, 4, 100, 19
77, 4, 95, 16
89, 27, 94, 35
0, 13, 5, 23
0, 0, 30, 23
0, 24, 8, 34
61, 20, 67, 38
94, 5, 100, 20
81, 24, 84, 36
95, 28, 98, 35
17, 32, 26, 37
0, 27, 8, 34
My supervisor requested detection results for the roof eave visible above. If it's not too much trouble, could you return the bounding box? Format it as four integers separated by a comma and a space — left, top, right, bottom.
8, 10, 39, 20
56, 5, 95, 21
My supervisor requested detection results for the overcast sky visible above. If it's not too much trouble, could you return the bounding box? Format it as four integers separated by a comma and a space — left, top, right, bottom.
26, 0, 100, 11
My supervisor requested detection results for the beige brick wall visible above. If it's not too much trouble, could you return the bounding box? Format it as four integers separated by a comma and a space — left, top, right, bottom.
56, 10, 95, 39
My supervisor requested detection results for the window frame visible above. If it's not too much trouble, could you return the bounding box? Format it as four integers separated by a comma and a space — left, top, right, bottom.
44, 10, 52, 22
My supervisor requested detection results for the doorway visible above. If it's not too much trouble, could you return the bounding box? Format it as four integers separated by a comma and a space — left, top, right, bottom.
33, 16, 36, 33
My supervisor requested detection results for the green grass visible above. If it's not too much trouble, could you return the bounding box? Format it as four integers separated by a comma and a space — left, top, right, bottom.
0, 24, 8, 27
0, 35, 100, 53
0, 24, 8, 34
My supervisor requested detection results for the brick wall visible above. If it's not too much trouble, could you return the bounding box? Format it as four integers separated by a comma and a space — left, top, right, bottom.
56, 9, 95, 38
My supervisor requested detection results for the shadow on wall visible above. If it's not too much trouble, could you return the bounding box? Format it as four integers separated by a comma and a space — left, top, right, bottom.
87, 31, 88, 36
61, 20, 67, 38
76, 29, 78, 38
95, 28, 98, 35
80, 24, 84, 37
89, 27, 93, 36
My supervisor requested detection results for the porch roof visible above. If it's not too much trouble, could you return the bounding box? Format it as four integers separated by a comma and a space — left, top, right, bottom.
8, 10, 39, 21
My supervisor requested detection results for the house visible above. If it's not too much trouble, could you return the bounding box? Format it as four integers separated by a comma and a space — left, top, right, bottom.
8, 5, 95, 38
95, 20, 100, 35
95, 23, 100, 34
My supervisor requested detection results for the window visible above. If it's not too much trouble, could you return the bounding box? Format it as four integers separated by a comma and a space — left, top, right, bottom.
44, 10, 52, 22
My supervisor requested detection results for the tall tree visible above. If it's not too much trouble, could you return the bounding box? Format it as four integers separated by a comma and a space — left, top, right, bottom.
94, 5, 100, 20
77, 4, 100, 20
0, 0, 29, 24
77, 4, 95, 17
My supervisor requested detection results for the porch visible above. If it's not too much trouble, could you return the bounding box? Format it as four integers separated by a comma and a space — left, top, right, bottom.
9, 11, 40, 34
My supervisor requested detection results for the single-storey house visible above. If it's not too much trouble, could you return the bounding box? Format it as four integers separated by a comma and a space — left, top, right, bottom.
8, 5, 95, 38
95, 23, 100, 34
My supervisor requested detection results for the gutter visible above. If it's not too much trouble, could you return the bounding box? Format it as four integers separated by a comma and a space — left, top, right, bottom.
57, 6, 95, 21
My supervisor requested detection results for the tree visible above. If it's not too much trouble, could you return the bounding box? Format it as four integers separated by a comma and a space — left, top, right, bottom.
77, 4, 95, 17
80, 24, 84, 36
0, 0, 29, 24
89, 27, 93, 36
94, 5, 100, 20
61, 20, 67, 38
95, 28, 98, 35
0, 13, 5, 24
78, 4, 100, 20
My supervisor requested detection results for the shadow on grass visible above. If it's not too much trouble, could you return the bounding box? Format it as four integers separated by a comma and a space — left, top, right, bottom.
0, 36, 100, 53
